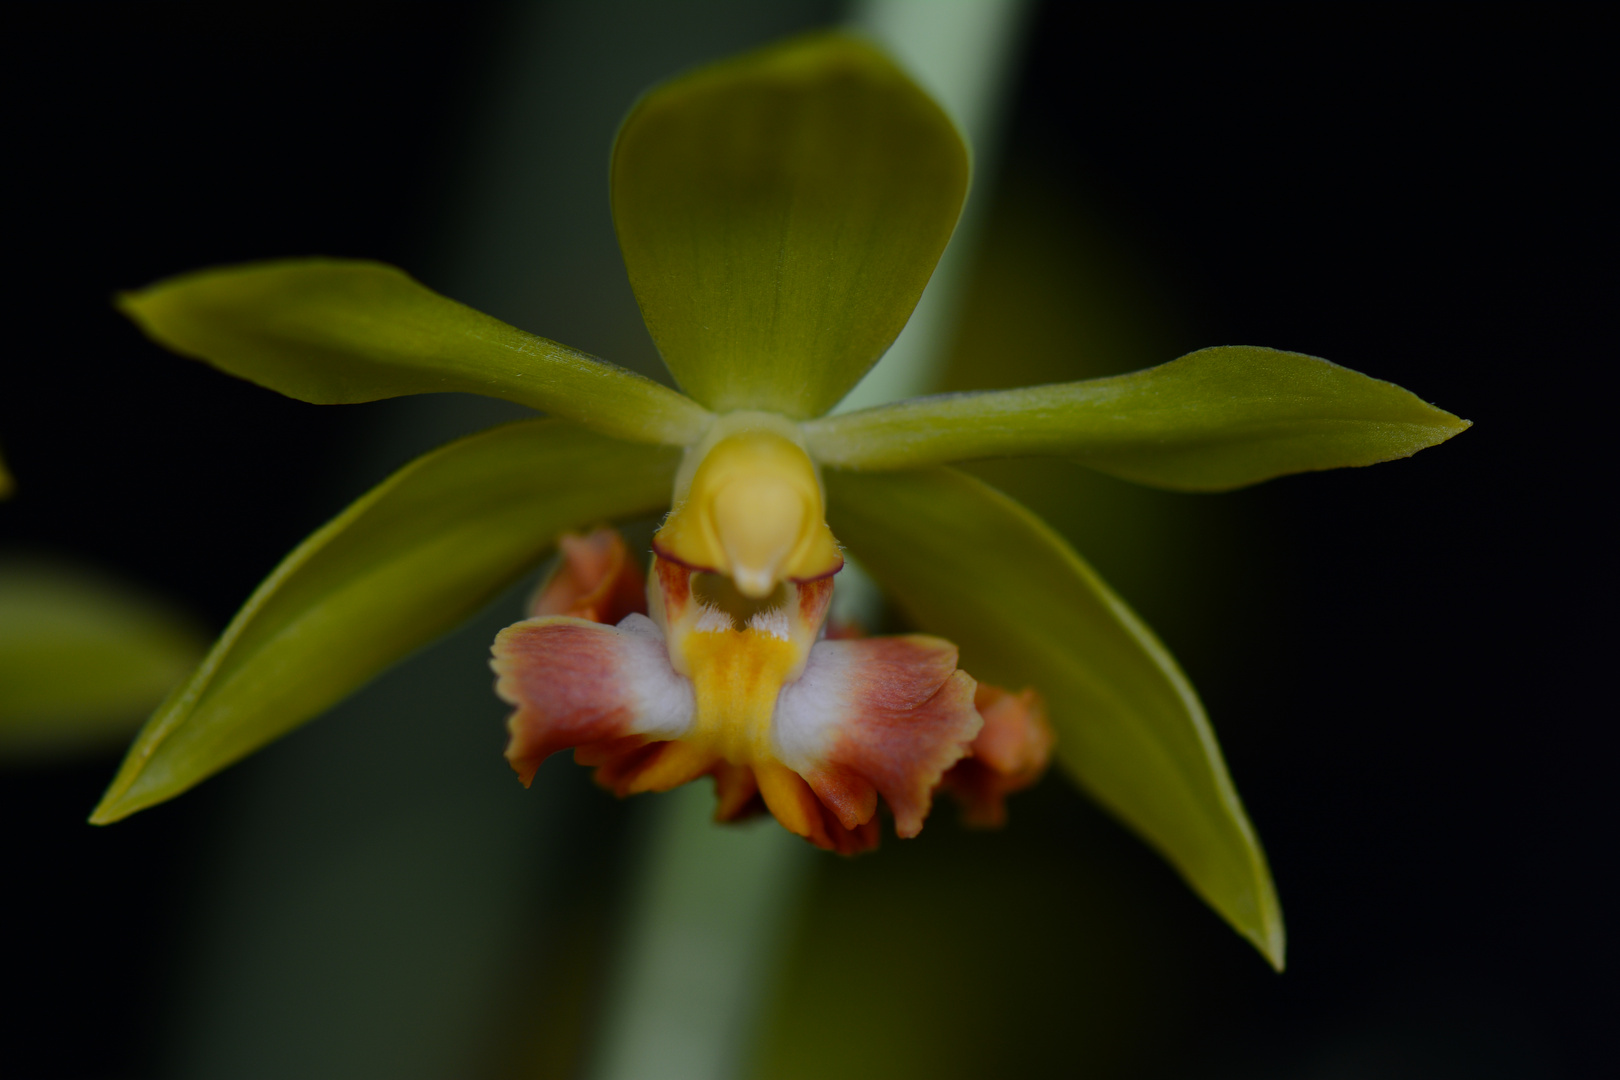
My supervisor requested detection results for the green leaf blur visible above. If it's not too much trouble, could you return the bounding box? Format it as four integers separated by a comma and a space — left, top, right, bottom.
0, 559, 207, 759
806, 345, 1469, 490
827, 466, 1285, 967
91, 420, 679, 824
612, 32, 969, 418
118, 259, 712, 446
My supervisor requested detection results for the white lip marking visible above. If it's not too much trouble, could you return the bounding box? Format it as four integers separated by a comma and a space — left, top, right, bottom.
693, 603, 732, 635
747, 606, 791, 641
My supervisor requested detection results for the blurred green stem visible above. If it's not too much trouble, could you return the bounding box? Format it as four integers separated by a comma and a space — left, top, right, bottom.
836, 0, 1033, 411
584, 3, 1032, 1078
586, 786, 812, 1080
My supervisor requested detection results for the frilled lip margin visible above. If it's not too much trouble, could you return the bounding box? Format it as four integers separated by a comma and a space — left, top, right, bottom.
491, 529, 1052, 854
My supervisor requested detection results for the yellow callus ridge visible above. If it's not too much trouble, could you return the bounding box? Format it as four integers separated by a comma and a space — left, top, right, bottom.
655, 414, 842, 597
682, 623, 800, 762
653, 561, 834, 767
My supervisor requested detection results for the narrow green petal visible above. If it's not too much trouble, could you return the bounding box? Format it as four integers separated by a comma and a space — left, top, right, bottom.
825, 467, 1285, 968
91, 420, 679, 824
0, 560, 207, 760
806, 345, 1469, 490
118, 259, 713, 446
612, 32, 969, 418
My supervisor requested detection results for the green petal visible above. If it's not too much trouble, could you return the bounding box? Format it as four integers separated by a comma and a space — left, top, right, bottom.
611, 32, 969, 418
91, 420, 679, 824
0, 560, 207, 760
825, 466, 1285, 968
118, 259, 713, 446
806, 345, 1469, 490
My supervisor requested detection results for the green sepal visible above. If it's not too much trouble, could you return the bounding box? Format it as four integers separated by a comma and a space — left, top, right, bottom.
612, 32, 969, 418
805, 346, 1469, 490
0, 559, 207, 759
118, 259, 713, 446
91, 420, 679, 824
825, 466, 1285, 968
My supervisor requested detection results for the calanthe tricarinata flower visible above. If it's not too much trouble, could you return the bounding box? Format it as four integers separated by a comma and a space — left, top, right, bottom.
95, 33, 1467, 967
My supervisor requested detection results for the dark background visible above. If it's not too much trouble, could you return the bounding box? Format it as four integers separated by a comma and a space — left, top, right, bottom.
2, 2, 1611, 1077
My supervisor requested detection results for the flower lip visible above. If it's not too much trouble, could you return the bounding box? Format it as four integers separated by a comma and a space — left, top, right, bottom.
654, 411, 843, 597
495, 545, 983, 854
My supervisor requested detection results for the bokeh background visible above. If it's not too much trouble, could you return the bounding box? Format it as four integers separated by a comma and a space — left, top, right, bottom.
3, 2, 1611, 1077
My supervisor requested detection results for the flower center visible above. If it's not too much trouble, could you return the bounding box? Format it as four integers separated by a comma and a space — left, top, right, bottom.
650, 556, 833, 765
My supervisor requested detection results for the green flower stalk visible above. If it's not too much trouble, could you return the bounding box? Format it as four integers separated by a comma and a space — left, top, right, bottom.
97, 33, 1466, 969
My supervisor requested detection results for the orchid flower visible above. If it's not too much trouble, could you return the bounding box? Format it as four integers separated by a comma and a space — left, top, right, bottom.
94, 34, 1466, 966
